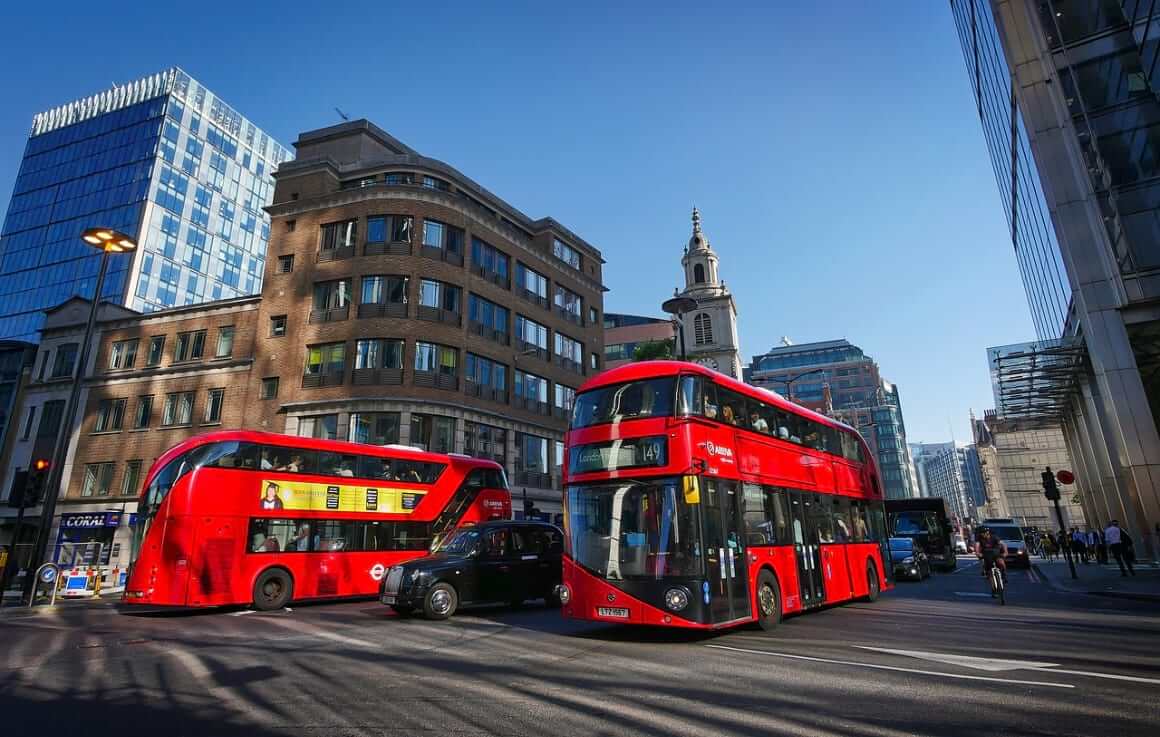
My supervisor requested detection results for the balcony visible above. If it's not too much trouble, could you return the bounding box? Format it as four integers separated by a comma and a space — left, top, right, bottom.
317, 246, 355, 263
517, 340, 549, 362
555, 355, 585, 376
466, 380, 508, 404
513, 395, 551, 416
414, 370, 459, 391
357, 302, 408, 319
519, 288, 549, 310
308, 305, 350, 324
474, 265, 510, 290
552, 405, 571, 421
420, 245, 464, 266
352, 367, 404, 386
556, 307, 583, 326
302, 372, 344, 388
417, 306, 461, 326
364, 241, 412, 257
469, 321, 510, 346
515, 471, 552, 488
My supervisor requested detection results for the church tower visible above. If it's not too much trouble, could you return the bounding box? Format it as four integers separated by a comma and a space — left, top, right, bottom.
677, 208, 742, 379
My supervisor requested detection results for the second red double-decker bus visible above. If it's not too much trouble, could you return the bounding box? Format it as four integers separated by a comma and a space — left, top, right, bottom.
124, 430, 510, 610
559, 361, 892, 629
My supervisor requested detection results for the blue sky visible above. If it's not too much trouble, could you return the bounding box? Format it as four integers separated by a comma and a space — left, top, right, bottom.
0, 1, 1034, 445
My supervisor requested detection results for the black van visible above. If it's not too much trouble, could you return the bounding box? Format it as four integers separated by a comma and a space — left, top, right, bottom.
380, 520, 563, 620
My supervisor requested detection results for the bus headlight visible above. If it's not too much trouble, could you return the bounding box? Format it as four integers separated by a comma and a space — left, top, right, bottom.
664, 587, 690, 612
555, 584, 571, 605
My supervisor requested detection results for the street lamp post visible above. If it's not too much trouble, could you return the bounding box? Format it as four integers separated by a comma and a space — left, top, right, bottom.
661, 295, 697, 361
22, 228, 137, 603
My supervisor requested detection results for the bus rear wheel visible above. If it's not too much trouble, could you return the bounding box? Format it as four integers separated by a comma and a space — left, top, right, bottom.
863, 563, 880, 603
755, 570, 781, 631
253, 568, 293, 611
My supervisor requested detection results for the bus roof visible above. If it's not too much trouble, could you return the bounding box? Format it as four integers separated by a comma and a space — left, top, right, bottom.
580, 360, 861, 436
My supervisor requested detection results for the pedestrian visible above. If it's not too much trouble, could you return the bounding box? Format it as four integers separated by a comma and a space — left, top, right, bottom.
1096, 527, 1109, 565
1071, 527, 1089, 563
1043, 534, 1057, 561
1086, 528, 1100, 563
1057, 529, 1070, 564
1104, 520, 1135, 577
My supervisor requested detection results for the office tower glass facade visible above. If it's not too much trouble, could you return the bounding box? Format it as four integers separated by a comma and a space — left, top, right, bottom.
0, 68, 289, 341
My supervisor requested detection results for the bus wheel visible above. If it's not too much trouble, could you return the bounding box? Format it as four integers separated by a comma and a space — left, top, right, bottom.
755, 570, 781, 631
864, 563, 880, 603
253, 568, 293, 611
423, 583, 458, 620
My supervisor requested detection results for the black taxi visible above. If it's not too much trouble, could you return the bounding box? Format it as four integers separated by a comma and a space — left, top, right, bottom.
380, 520, 563, 620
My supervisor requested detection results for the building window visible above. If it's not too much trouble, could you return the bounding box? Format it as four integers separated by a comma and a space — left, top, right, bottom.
299, 414, 339, 440
93, 398, 126, 433
468, 294, 509, 337
355, 338, 405, 370
589, 306, 599, 325
174, 330, 207, 362
422, 219, 464, 255
411, 413, 455, 453
286, 220, 296, 232
694, 264, 705, 284
313, 280, 352, 311
215, 326, 235, 358
554, 384, 576, 413
367, 214, 412, 243
554, 332, 583, 366
553, 238, 582, 269
515, 315, 549, 351
50, 343, 78, 379
422, 175, 451, 191
204, 388, 225, 423
514, 370, 549, 405
693, 313, 713, 345
270, 315, 287, 337
81, 462, 116, 497
515, 433, 549, 476
465, 421, 507, 465
276, 255, 294, 273
21, 406, 35, 440
145, 336, 165, 366
466, 353, 508, 393
384, 172, 414, 185
590, 353, 599, 371
418, 279, 461, 313
38, 400, 64, 439
554, 285, 582, 322
350, 412, 401, 445
134, 396, 153, 429
515, 263, 548, 301
320, 219, 357, 251
162, 392, 195, 426
108, 339, 138, 370
121, 460, 143, 497
414, 342, 458, 377
260, 377, 279, 400
471, 238, 510, 283
305, 343, 346, 378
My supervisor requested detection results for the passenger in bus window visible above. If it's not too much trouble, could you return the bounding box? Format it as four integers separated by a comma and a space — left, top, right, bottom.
749, 411, 768, 433
290, 523, 310, 551
721, 405, 735, 424
260, 448, 277, 470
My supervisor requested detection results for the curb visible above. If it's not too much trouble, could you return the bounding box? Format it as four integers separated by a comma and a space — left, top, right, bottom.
1033, 563, 1160, 603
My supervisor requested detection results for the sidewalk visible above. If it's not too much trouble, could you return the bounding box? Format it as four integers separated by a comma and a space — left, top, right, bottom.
0, 588, 121, 618
1034, 557, 1160, 602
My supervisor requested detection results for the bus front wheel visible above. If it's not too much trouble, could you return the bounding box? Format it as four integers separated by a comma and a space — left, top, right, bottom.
863, 563, 880, 603
253, 568, 293, 611
755, 570, 782, 631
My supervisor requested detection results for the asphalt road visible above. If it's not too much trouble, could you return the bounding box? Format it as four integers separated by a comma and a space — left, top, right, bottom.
2, 559, 1158, 737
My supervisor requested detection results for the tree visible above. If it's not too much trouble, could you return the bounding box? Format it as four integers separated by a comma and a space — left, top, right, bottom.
633, 339, 674, 362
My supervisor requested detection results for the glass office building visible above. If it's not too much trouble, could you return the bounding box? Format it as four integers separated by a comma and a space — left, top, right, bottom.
0, 68, 290, 341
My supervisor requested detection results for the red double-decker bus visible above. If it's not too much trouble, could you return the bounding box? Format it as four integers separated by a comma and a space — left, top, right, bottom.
559, 362, 892, 629
124, 430, 510, 610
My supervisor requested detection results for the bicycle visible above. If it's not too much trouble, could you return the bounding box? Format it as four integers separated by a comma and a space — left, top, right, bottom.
987, 560, 1006, 605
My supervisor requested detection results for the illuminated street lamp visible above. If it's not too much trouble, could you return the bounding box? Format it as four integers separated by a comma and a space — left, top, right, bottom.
23, 228, 137, 603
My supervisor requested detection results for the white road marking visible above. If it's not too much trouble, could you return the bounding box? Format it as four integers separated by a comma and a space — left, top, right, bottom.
953, 592, 993, 597
704, 644, 1073, 689
856, 646, 1160, 685
228, 609, 258, 617
952, 560, 980, 574
855, 647, 1058, 672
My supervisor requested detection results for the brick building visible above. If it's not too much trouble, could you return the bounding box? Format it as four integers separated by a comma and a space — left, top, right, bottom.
0, 119, 605, 563
602, 313, 674, 370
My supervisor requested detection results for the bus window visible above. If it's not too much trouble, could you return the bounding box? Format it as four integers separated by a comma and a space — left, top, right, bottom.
250, 519, 300, 553
319, 452, 358, 477
808, 495, 835, 543
315, 520, 358, 551
718, 389, 746, 427
199, 441, 259, 470
702, 381, 720, 421
747, 401, 775, 436
775, 408, 803, 444
766, 488, 789, 544
677, 375, 703, 416
571, 377, 676, 428
850, 501, 870, 542
742, 483, 768, 544
833, 497, 853, 542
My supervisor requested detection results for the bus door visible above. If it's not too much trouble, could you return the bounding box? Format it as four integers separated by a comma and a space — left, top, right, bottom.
788, 491, 825, 608
702, 479, 750, 623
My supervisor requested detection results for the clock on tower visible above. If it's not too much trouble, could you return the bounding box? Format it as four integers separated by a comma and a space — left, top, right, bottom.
695, 356, 719, 371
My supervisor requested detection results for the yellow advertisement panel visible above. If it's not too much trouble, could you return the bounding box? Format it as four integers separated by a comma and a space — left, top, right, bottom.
259, 479, 427, 515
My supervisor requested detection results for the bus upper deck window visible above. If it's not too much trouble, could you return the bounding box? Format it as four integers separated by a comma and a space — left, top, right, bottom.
677, 376, 702, 416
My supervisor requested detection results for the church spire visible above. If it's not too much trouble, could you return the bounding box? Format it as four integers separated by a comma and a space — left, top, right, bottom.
688, 206, 711, 253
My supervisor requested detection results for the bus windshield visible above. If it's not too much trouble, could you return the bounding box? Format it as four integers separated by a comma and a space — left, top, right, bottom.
565, 478, 701, 579
570, 378, 675, 429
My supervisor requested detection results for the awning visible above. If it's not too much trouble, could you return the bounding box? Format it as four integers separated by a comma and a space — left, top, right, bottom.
987, 338, 1085, 422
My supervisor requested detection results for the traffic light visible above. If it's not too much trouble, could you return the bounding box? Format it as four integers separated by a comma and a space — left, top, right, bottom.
24, 459, 50, 507
1041, 466, 1060, 501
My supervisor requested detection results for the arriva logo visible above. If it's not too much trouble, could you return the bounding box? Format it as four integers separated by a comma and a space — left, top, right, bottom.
700, 441, 735, 461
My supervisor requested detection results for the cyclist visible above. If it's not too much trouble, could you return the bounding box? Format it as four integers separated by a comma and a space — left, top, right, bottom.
975, 527, 1008, 590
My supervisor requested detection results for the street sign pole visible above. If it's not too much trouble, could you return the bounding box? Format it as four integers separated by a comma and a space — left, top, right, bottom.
1043, 466, 1078, 580
1052, 496, 1077, 580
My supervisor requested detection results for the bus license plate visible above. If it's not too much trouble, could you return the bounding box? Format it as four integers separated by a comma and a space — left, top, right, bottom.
597, 607, 629, 618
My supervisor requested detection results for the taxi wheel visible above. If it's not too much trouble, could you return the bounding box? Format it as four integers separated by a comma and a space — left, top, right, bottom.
423, 583, 458, 620
755, 570, 782, 631
253, 568, 293, 611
